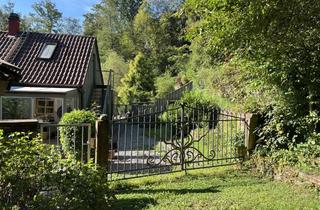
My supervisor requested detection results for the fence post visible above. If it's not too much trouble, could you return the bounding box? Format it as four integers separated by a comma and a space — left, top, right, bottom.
245, 113, 258, 156
95, 114, 109, 167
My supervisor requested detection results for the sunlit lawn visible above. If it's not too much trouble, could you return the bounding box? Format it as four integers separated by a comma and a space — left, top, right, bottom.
110, 166, 320, 210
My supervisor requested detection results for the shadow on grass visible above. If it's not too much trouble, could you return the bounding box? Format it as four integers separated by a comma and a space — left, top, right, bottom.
118, 186, 220, 195
110, 197, 157, 210
111, 187, 219, 210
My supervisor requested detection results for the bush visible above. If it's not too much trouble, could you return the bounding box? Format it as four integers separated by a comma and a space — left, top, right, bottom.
59, 110, 97, 160
161, 90, 219, 121
101, 50, 129, 92
0, 131, 112, 209
118, 52, 155, 104
251, 132, 320, 177
155, 72, 176, 98
256, 105, 320, 152
160, 91, 220, 138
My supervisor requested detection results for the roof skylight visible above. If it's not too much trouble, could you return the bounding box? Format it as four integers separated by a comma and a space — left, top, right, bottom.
39, 43, 57, 59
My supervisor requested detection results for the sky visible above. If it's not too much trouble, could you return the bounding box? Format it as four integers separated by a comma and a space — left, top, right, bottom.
0, 0, 100, 21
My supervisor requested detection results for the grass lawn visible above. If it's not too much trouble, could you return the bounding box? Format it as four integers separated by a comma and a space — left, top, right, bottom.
110, 166, 320, 210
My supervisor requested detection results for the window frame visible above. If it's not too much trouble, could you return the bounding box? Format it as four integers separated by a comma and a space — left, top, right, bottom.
35, 98, 55, 115
1, 96, 33, 120
39, 42, 57, 59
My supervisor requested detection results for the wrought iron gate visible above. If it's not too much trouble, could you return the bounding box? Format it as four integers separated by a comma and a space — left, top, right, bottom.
107, 104, 247, 180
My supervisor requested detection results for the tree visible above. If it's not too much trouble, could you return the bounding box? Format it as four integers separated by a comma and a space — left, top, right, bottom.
117, 0, 143, 22
184, 0, 320, 115
0, 1, 14, 31
30, 0, 62, 33
148, 0, 184, 17
59, 17, 82, 35
0, 1, 31, 32
102, 50, 129, 91
132, 6, 158, 53
181, 0, 320, 149
83, 0, 187, 103
118, 52, 155, 104
84, 0, 143, 62
83, 12, 97, 36
132, 4, 189, 75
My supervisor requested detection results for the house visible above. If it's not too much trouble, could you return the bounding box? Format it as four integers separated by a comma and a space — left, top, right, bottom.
0, 13, 111, 123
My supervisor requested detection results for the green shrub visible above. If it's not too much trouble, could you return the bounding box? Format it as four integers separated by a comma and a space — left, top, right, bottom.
155, 72, 176, 98
160, 90, 219, 123
251, 133, 320, 176
34, 160, 111, 210
59, 110, 96, 160
101, 49, 129, 92
256, 106, 320, 152
0, 131, 112, 209
160, 91, 220, 142
118, 52, 155, 104
0, 131, 55, 209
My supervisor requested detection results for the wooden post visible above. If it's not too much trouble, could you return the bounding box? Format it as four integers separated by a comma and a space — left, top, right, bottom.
245, 113, 259, 156
95, 114, 109, 167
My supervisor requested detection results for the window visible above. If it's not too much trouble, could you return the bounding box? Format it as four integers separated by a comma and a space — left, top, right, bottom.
39, 43, 57, 59
2, 97, 32, 119
35, 98, 55, 122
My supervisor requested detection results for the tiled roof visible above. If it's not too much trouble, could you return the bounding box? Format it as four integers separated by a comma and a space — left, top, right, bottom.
0, 32, 96, 87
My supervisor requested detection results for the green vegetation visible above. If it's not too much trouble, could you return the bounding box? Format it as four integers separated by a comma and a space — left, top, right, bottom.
160, 91, 219, 123
0, 131, 111, 209
118, 52, 155, 104
59, 109, 96, 160
84, 0, 189, 102
180, 0, 320, 155
0, 0, 82, 34
85, 0, 320, 166
252, 137, 320, 176
2, 0, 320, 207
155, 73, 176, 98
111, 166, 320, 210
102, 50, 129, 91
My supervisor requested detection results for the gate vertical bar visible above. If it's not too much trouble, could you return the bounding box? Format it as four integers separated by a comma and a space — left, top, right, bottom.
87, 125, 91, 163
180, 104, 185, 172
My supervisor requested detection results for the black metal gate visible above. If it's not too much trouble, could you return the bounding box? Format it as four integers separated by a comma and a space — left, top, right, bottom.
107, 104, 247, 180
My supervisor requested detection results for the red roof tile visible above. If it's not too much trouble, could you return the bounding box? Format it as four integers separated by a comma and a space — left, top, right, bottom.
0, 32, 96, 87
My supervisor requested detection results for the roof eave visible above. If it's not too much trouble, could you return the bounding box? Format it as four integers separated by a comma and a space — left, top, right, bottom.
10, 82, 82, 89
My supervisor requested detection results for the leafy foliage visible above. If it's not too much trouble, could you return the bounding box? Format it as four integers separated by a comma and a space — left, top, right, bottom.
0, 1, 31, 31
179, 91, 218, 108
118, 52, 155, 104
160, 90, 219, 124
191, 57, 275, 112
0, 0, 82, 34
0, 1, 14, 31
0, 131, 111, 209
180, 0, 320, 152
251, 137, 320, 177
59, 17, 82, 35
30, 0, 62, 33
102, 50, 129, 91
84, 0, 188, 101
155, 72, 176, 98
59, 110, 96, 160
